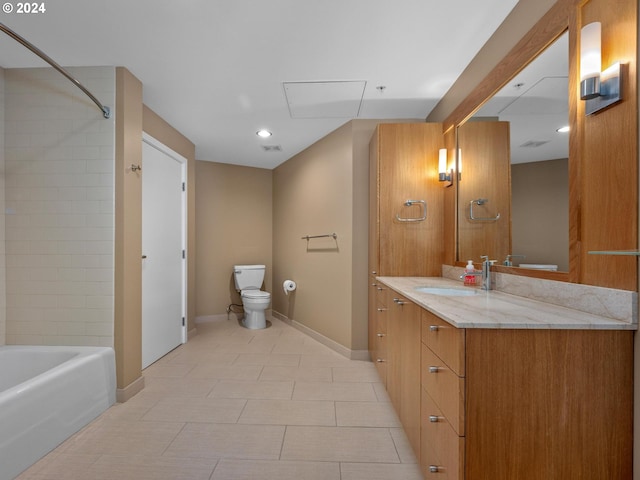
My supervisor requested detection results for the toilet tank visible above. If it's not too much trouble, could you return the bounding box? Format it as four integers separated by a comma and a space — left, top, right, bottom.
233, 265, 265, 291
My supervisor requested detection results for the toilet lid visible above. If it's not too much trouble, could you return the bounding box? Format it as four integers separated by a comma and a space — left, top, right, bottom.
242, 290, 270, 299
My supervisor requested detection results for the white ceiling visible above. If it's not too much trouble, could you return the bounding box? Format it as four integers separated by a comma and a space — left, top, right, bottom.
0, 0, 520, 169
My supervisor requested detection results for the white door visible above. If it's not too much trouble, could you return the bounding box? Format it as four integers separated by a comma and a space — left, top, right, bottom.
141, 135, 185, 369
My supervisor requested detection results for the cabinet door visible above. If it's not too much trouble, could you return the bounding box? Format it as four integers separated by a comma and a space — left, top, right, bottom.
388, 291, 421, 458
373, 123, 444, 276
397, 296, 421, 457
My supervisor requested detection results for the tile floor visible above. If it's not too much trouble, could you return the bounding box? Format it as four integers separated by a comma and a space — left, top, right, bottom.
17, 316, 423, 480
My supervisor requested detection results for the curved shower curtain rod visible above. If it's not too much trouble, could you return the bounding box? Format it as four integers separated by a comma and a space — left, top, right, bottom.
0, 22, 111, 119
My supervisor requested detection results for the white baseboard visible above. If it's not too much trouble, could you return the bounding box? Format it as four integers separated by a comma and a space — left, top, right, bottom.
272, 310, 370, 361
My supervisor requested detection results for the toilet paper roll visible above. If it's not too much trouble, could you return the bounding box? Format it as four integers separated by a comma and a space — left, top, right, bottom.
283, 280, 297, 295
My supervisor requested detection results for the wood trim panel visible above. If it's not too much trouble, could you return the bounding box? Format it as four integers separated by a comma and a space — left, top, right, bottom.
442, 0, 574, 132
570, 0, 638, 290
465, 329, 633, 480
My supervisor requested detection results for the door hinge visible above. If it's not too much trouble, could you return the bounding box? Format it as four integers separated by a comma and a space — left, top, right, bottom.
182, 249, 185, 259
182, 317, 185, 326
182, 182, 185, 191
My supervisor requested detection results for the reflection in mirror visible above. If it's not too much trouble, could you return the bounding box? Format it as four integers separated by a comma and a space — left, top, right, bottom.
456, 31, 569, 271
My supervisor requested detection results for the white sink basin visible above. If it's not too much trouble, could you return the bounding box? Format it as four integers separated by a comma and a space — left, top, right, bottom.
414, 286, 480, 296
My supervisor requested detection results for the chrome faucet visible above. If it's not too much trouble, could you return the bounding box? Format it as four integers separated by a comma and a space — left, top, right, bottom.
459, 255, 492, 290
503, 254, 525, 266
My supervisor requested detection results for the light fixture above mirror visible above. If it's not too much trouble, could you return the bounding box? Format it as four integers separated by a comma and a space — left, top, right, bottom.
438, 148, 453, 187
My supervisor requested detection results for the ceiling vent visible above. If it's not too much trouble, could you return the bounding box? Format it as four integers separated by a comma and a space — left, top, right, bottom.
519, 140, 550, 148
262, 145, 282, 152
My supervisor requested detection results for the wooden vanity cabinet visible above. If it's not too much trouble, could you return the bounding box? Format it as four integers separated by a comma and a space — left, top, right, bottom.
368, 123, 445, 370
420, 312, 633, 480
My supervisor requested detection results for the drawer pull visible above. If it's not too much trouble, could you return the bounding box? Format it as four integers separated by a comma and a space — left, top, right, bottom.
371, 283, 377, 287
429, 325, 439, 332
429, 415, 439, 423
377, 287, 385, 291
377, 333, 386, 337
429, 465, 440, 473
393, 298, 406, 305
428, 366, 440, 374
376, 359, 386, 363
377, 308, 387, 312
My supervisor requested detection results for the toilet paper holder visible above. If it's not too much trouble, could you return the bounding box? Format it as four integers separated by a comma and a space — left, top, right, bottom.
283, 280, 297, 295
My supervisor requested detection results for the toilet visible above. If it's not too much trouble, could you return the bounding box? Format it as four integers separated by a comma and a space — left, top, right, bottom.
233, 265, 271, 329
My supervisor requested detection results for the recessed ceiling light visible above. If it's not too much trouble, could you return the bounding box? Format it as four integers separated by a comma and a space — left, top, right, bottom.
556, 126, 570, 133
256, 129, 272, 138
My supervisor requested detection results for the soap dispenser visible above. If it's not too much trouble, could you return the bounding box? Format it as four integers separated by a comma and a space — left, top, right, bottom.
464, 260, 476, 286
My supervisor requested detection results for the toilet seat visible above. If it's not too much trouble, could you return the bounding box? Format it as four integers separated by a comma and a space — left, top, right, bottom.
241, 290, 271, 299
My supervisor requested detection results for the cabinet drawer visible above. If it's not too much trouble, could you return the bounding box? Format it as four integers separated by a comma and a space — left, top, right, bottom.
422, 343, 465, 436
421, 390, 464, 480
422, 309, 465, 376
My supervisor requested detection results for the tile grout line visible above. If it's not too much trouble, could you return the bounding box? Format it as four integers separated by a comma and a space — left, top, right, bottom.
278, 425, 288, 460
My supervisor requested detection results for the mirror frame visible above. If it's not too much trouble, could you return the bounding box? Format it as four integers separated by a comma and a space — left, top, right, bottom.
443, 1, 571, 282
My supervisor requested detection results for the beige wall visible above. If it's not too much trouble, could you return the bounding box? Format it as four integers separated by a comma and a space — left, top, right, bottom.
272, 119, 393, 353
143, 106, 196, 332
114, 67, 143, 393
4, 66, 116, 347
273, 122, 354, 349
195, 161, 272, 317
511, 159, 568, 271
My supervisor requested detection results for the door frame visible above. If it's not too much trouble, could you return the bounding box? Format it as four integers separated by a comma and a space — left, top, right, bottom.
142, 131, 187, 345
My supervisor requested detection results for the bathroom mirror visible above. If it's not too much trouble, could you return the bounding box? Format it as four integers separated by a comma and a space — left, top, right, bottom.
456, 31, 569, 272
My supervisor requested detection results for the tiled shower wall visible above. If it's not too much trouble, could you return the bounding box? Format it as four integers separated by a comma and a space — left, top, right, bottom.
3, 67, 115, 346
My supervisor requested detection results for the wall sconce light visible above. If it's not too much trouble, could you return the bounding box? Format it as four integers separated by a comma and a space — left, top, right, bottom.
580, 22, 623, 115
438, 148, 453, 187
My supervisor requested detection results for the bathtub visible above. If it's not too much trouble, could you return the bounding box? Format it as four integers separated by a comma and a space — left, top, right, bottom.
0, 346, 116, 480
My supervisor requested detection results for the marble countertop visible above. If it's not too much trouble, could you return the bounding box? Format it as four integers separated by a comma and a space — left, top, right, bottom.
376, 276, 637, 330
